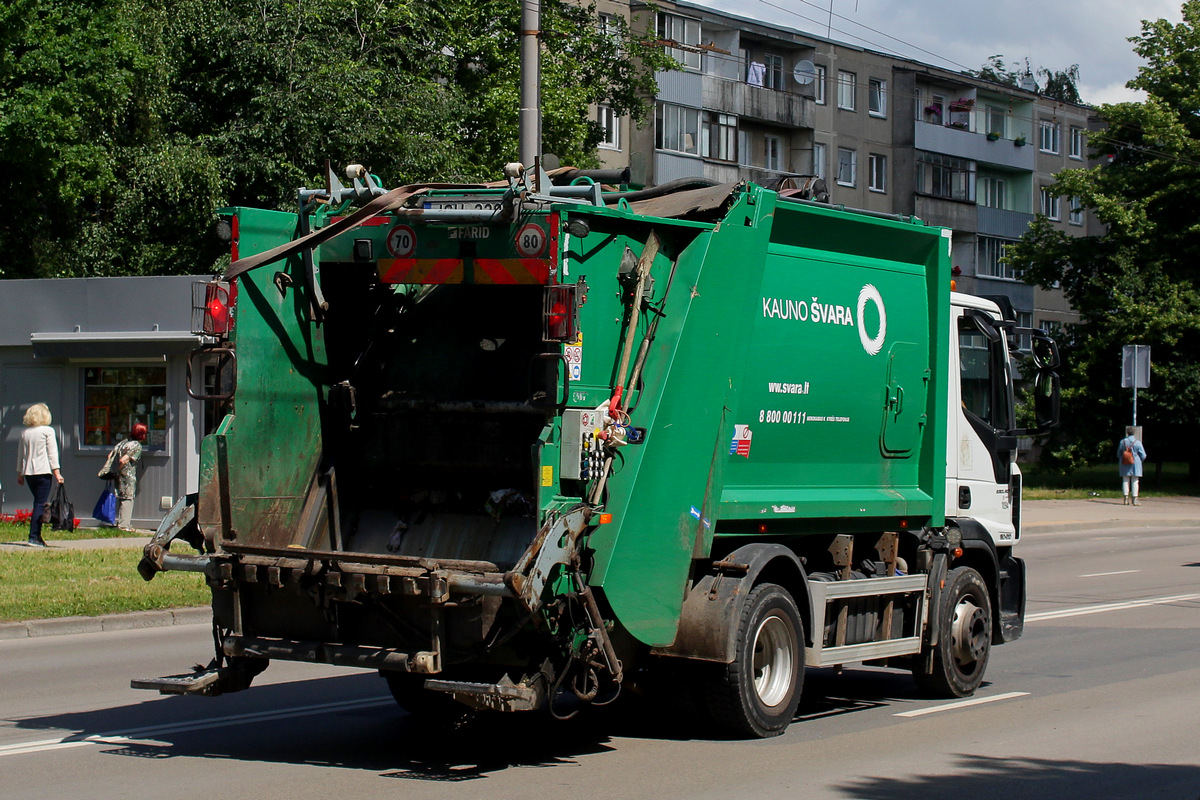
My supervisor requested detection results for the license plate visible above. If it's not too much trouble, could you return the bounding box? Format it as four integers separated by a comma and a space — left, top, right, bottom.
422, 196, 503, 211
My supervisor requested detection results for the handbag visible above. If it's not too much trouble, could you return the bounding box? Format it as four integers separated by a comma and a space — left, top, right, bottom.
47, 482, 77, 532
98, 444, 122, 479
93, 480, 118, 527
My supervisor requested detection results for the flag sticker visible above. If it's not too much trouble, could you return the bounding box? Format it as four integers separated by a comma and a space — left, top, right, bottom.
730, 424, 753, 457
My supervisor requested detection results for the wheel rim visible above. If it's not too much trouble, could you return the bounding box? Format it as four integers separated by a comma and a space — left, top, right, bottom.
949, 595, 989, 669
751, 613, 796, 707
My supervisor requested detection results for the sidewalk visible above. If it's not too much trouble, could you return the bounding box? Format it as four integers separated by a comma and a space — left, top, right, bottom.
2, 498, 1197, 640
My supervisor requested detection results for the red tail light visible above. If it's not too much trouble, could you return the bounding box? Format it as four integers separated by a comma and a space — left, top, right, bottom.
543, 284, 578, 342
192, 280, 234, 336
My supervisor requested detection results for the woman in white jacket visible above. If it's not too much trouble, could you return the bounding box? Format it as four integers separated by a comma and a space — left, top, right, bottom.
16, 403, 63, 547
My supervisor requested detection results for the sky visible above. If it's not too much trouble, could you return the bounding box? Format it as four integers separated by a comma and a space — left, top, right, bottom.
689, 0, 1185, 105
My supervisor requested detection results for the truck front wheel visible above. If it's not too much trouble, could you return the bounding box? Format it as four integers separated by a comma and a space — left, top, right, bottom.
914, 566, 992, 697
702, 583, 804, 738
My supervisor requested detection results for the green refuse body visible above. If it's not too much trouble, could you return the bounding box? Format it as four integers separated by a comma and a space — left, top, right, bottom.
137, 166, 1056, 738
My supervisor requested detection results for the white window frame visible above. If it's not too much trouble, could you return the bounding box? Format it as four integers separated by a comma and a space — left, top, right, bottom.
837, 70, 856, 111
986, 105, 1006, 138
868, 153, 886, 192
980, 175, 1007, 209
868, 78, 887, 117
701, 111, 737, 162
764, 134, 783, 171
836, 147, 857, 186
814, 65, 827, 105
655, 102, 700, 155
1039, 120, 1060, 154
764, 53, 784, 90
1041, 187, 1061, 220
977, 236, 1018, 280
597, 104, 620, 150
1068, 196, 1084, 226
1069, 126, 1084, 160
812, 142, 826, 180
658, 13, 701, 70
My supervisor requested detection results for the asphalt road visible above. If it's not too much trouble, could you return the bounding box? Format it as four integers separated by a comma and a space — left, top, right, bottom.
2, 520, 1198, 800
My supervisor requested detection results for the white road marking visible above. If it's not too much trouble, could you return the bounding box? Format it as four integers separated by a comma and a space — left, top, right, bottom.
0, 697, 391, 758
1078, 569, 1140, 578
1027, 593, 1200, 622
895, 691, 1029, 717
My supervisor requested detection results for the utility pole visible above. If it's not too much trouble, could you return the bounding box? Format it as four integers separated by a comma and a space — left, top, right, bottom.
519, 0, 541, 167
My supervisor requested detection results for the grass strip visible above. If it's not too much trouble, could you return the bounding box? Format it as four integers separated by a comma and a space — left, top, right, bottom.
0, 520, 145, 543
0, 546, 209, 622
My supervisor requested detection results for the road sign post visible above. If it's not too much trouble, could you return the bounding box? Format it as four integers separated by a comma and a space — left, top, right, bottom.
1121, 345, 1151, 426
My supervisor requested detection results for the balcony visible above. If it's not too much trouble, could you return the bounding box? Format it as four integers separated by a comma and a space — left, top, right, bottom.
915, 121, 1035, 171
702, 75, 814, 128
978, 206, 1034, 238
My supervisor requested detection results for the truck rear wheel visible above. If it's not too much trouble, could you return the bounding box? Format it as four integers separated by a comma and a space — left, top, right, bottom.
914, 566, 992, 697
702, 583, 804, 738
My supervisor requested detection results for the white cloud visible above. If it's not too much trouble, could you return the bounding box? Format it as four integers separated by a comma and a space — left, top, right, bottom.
687, 0, 1184, 105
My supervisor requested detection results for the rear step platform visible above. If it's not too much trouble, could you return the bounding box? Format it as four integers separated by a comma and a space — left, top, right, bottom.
131, 669, 223, 696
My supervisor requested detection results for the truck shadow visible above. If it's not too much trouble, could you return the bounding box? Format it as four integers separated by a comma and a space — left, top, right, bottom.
8, 666, 973, 781
833, 753, 1200, 800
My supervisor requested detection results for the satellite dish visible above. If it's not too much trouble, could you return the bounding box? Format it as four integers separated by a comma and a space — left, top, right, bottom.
793, 60, 816, 85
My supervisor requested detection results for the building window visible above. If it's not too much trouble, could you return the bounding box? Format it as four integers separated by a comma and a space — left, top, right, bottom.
836, 147, 856, 186
868, 153, 886, 192
815, 65, 827, 104
869, 78, 887, 117
837, 70, 856, 110
1068, 196, 1084, 225
980, 175, 1007, 209
1069, 126, 1084, 159
1041, 187, 1060, 220
658, 13, 701, 70
597, 105, 620, 150
1016, 311, 1034, 352
986, 105, 1006, 138
812, 142, 826, 179
915, 151, 975, 201
923, 93, 945, 124
701, 111, 737, 161
83, 366, 168, 449
656, 102, 699, 154
1039, 120, 1060, 154
764, 134, 783, 171
977, 236, 1018, 280
764, 54, 784, 90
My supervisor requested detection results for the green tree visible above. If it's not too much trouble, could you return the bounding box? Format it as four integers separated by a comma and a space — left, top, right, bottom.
1007, 1, 1200, 477
0, 0, 669, 280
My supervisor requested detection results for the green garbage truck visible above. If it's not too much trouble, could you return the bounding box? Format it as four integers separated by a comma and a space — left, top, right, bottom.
135, 163, 1060, 737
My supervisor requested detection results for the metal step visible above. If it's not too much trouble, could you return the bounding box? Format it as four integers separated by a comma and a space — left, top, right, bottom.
424, 677, 541, 712
130, 669, 223, 695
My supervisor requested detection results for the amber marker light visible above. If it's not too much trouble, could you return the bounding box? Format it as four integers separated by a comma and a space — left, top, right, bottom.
599, 513, 613, 524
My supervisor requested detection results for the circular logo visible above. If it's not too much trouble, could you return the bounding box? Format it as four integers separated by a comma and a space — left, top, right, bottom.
856, 284, 886, 356
386, 225, 416, 257
515, 223, 546, 257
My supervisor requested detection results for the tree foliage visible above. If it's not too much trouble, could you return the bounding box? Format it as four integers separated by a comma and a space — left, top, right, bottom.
969, 55, 1081, 103
0, 0, 669, 279
1006, 1, 1200, 475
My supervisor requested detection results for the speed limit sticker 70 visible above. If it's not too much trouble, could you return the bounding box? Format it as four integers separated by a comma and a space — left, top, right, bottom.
386, 225, 417, 257
515, 223, 546, 257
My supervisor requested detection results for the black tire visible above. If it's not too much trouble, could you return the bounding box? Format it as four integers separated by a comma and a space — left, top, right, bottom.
382, 671, 462, 718
913, 566, 992, 697
702, 583, 805, 738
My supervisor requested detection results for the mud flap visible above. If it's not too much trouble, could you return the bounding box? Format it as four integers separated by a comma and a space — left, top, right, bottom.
998, 553, 1026, 642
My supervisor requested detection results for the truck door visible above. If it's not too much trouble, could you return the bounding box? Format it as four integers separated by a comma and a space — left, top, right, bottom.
881, 342, 928, 457
953, 308, 1018, 542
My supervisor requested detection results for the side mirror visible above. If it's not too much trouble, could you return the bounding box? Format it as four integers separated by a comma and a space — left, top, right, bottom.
1033, 370, 1060, 431
187, 347, 237, 401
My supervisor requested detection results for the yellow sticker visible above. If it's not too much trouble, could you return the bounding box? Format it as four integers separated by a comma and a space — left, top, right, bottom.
541, 465, 554, 487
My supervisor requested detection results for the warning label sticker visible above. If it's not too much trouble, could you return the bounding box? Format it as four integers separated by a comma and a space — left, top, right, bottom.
729, 424, 753, 458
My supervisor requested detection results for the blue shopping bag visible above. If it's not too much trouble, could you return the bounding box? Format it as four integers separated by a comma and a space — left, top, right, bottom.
93, 481, 117, 526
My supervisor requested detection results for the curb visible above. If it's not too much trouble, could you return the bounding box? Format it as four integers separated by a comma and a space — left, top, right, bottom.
0, 606, 211, 641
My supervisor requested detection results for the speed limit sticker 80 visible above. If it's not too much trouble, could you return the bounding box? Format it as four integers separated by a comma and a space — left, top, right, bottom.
515, 223, 547, 257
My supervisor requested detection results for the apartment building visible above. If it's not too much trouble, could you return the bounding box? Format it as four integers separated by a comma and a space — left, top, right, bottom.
609, 0, 1098, 334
